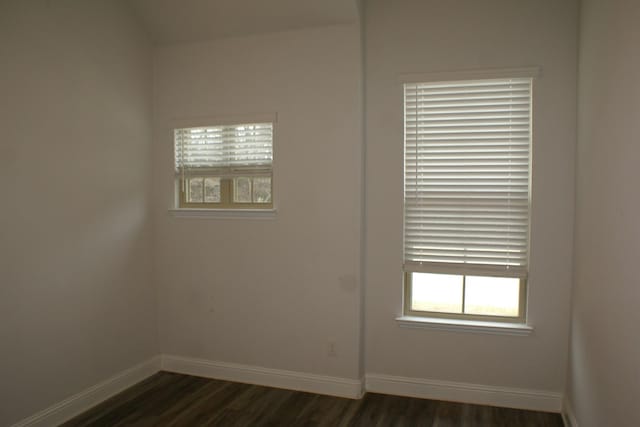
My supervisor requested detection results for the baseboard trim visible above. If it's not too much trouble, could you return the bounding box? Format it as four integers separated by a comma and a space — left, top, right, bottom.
365, 373, 562, 413
11, 355, 567, 425
161, 354, 364, 399
11, 356, 161, 427
562, 397, 578, 427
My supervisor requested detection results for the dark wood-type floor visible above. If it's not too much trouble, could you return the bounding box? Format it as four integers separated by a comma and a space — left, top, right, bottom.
62, 372, 564, 427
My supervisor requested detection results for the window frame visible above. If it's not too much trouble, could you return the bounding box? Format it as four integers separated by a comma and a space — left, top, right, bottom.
400, 68, 539, 324
403, 271, 527, 324
179, 176, 273, 209
170, 113, 277, 213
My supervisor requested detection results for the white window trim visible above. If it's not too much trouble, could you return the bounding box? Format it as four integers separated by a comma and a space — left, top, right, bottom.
168, 208, 277, 220
396, 315, 534, 336
168, 112, 278, 217
168, 112, 278, 130
399, 66, 541, 84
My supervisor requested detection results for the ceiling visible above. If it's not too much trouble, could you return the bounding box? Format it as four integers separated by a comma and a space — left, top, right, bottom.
129, 0, 359, 45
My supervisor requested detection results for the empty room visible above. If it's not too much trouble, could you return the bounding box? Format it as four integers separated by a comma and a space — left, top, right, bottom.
1, 0, 637, 426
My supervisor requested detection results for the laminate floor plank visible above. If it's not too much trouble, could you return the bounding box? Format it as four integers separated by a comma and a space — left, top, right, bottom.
61, 372, 188, 427
290, 393, 358, 427
433, 401, 464, 427
460, 403, 492, 427
109, 374, 212, 426
62, 372, 564, 427
259, 387, 319, 426
374, 394, 422, 427
164, 381, 251, 427
207, 386, 295, 427
155, 379, 231, 425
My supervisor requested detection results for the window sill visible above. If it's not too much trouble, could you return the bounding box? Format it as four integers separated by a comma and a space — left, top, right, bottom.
168, 208, 277, 219
395, 316, 533, 336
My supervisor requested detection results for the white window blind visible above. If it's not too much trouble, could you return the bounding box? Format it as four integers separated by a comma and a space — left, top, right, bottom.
403, 77, 531, 278
174, 122, 273, 178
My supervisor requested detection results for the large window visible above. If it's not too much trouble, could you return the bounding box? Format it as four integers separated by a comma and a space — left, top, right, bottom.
403, 76, 532, 323
174, 122, 273, 209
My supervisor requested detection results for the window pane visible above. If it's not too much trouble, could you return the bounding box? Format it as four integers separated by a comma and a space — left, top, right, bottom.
252, 177, 272, 203
234, 177, 251, 203
464, 276, 520, 317
187, 178, 204, 203
411, 273, 463, 314
204, 178, 221, 203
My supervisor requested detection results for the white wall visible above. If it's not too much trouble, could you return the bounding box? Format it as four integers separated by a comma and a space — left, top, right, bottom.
0, 1, 156, 425
0, 1, 593, 422
568, 1, 640, 425
152, 25, 363, 380
364, 0, 578, 392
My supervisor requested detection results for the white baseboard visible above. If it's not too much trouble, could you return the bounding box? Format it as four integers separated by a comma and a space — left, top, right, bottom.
562, 397, 578, 427
11, 356, 161, 427
161, 354, 364, 399
365, 373, 562, 413
12, 355, 567, 426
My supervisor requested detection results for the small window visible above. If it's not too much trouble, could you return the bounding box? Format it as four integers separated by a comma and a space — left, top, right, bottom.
174, 122, 273, 209
403, 76, 532, 323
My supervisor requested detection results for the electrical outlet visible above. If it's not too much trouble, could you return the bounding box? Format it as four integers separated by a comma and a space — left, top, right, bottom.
327, 340, 337, 357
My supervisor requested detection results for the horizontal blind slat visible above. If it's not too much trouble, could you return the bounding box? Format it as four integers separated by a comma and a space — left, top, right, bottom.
175, 122, 273, 171
404, 77, 531, 270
